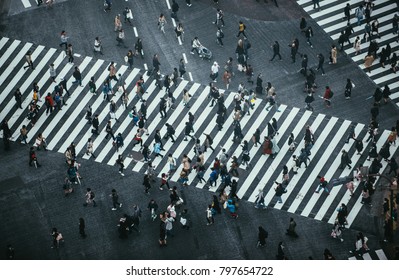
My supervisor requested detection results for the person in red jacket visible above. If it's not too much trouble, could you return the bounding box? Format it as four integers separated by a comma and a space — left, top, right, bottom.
323, 86, 333, 108
45, 92, 54, 115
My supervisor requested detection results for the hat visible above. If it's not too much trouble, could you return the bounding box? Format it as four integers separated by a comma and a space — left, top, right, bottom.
320, 177, 325, 182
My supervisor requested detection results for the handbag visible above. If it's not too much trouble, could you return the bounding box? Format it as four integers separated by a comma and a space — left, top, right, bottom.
124, 56, 128, 63
110, 112, 116, 119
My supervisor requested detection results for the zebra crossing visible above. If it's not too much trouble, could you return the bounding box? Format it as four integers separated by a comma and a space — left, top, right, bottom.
348, 249, 388, 260
1, 38, 398, 230
296, 0, 399, 107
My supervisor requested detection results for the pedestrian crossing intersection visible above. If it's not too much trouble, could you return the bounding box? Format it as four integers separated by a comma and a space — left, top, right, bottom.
296, 0, 399, 107
0, 38, 398, 231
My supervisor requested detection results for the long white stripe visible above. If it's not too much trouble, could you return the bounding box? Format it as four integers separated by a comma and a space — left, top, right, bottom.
248, 111, 313, 205
375, 249, 388, 260
71, 66, 129, 155
43, 60, 105, 148
92, 70, 150, 162
0, 42, 32, 88
237, 107, 299, 198
0, 45, 47, 119
21, 0, 31, 8
362, 253, 372, 260
345, 130, 399, 227
8, 52, 72, 133
305, 0, 360, 17
0, 40, 21, 70
0, 37, 10, 54
24, 56, 93, 142
166, 89, 235, 184
265, 114, 330, 209
313, 124, 365, 220
131, 81, 195, 172
299, 120, 353, 216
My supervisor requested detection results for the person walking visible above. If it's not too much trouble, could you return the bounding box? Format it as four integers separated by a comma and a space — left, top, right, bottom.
59, 31, 68, 50
110, 189, 122, 210
216, 27, 224, 46
158, 14, 167, 33
175, 23, 184, 42
206, 205, 214, 225
171, 0, 179, 21
254, 189, 266, 209
305, 26, 314, 48
83, 188, 97, 207
23, 51, 34, 70
72, 66, 82, 87
276, 241, 286, 259
316, 53, 325, 76
94, 37, 103, 55
236, 21, 247, 38
116, 29, 127, 47
116, 155, 125, 176
257, 226, 268, 247
315, 176, 329, 194
286, 218, 298, 237
67, 44, 74, 64
323, 85, 333, 107
329, 45, 337, 64
105, 120, 115, 140
79, 218, 86, 238
210, 61, 220, 82
91, 114, 99, 135
179, 58, 186, 78
152, 54, 161, 74
143, 174, 151, 194
339, 149, 352, 169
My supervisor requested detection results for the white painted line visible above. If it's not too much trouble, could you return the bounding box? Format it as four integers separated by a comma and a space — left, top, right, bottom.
314, 124, 365, 221
74, 53, 81, 57
298, 120, 352, 216
362, 253, 372, 260
305, 0, 359, 16
0, 42, 32, 88
143, 63, 148, 70
24, 56, 93, 143
182, 53, 188, 64
188, 72, 193, 82
133, 27, 138, 37
7, 50, 67, 132
237, 107, 300, 198
166, 0, 171, 9
43, 60, 104, 148
345, 130, 399, 227
0, 37, 10, 51
93, 72, 148, 162
266, 114, 328, 209
0, 40, 20, 69
21, 0, 31, 8
375, 249, 388, 260
0, 45, 45, 109
172, 18, 177, 28
71, 65, 130, 156
131, 81, 194, 172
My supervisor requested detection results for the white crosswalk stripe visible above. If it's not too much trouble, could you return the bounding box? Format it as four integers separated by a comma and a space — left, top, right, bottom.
296, 0, 399, 107
0, 38, 398, 230
348, 249, 388, 260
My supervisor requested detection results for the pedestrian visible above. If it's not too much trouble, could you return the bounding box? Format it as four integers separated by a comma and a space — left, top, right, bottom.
344, 78, 353, 100
29, 146, 41, 167
115, 154, 125, 176
236, 21, 247, 38
323, 85, 333, 107
257, 226, 268, 247
143, 174, 151, 194
206, 205, 214, 225
353, 36, 361, 56
94, 37, 103, 54
51, 228, 64, 249
274, 181, 285, 203
329, 45, 337, 64
305, 26, 314, 48
83, 188, 97, 207
123, 7, 133, 25
71, 66, 82, 87
349, 232, 369, 256
23, 50, 34, 70
48, 63, 56, 82
59, 30, 68, 50
104, 0, 112, 12
126, 50, 134, 70
286, 218, 298, 237
105, 120, 115, 140
67, 44, 74, 64
175, 23, 184, 42
109, 189, 122, 210
254, 189, 266, 209
210, 61, 220, 82
158, 13, 167, 33
355, 139, 364, 155
116, 29, 126, 47
135, 38, 144, 58
179, 58, 186, 78
382, 84, 391, 103
315, 176, 329, 194
147, 199, 159, 221
153, 54, 161, 74
276, 241, 286, 259
164, 123, 175, 143
79, 218, 86, 238
324, 248, 336, 259
315, 53, 325, 76
91, 114, 99, 135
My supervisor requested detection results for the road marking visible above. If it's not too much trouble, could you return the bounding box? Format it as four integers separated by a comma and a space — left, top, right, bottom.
74, 53, 81, 57
133, 27, 138, 37
166, 0, 171, 9
178, 37, 182, 45
188, 72, 193, 81
21, 0, 31, 8
143, 63, 148, 70
172, 18, 177, 28
182, 53, 188, 64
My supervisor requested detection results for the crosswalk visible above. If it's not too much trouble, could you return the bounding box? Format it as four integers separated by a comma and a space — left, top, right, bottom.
348, 249, 388, 260
1, 38, 398, 229
296, 0, 399, 107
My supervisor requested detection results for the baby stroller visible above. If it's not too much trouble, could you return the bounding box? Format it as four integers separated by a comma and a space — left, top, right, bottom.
198, 46, 212, 60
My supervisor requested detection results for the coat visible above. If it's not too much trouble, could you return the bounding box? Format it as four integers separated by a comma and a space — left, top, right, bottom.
263, 139, 272, 155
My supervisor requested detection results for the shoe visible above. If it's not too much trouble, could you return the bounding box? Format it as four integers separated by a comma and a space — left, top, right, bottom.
119, 203, 122, 208
159, 187, 164, 190
190, 52, 194, 54
121, 173, 125, 176
112, 208, 117, 211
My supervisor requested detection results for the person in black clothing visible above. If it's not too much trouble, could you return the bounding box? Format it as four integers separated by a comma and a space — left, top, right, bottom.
29, 147, 41, 167
257, 226, 268, 247
387, 158, 398, 176
300, 54, 308, 75
216, 112, 224, 131
1, 119, 11, 151
140, 100, 147, 120
289, 40, 297, 63
316, 53, 325, 75
59, 77, 70, 97
165, 123, 175, 142
184, 122, 194, 141
79, 218, 86, 238
159, 97, 167, 118
152, 54, 161, 74
14, 88, 23, 109
339, 150, 352, 169
143, 174, 151, 194
72, 67, 82, 87
91, 114, 99, 135
370, 103, 379, 121
154, 129, 165, 150
105, 120, 115, 140
343, 3, 351, 23
171, 0, 179, 21
276, 241, 286, 259
270, 41, 282, 61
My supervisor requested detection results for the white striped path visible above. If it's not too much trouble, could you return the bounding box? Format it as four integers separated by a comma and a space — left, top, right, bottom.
0, 38, 18, 70
348, 249, 388, 260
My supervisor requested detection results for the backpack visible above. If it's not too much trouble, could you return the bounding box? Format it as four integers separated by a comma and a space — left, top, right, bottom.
330, 91, 334, 98
220, 31, 224, 38
90, 192, 95, 199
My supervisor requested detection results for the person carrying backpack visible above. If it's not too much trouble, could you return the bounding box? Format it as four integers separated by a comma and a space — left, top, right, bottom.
322, 86, 333, 107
